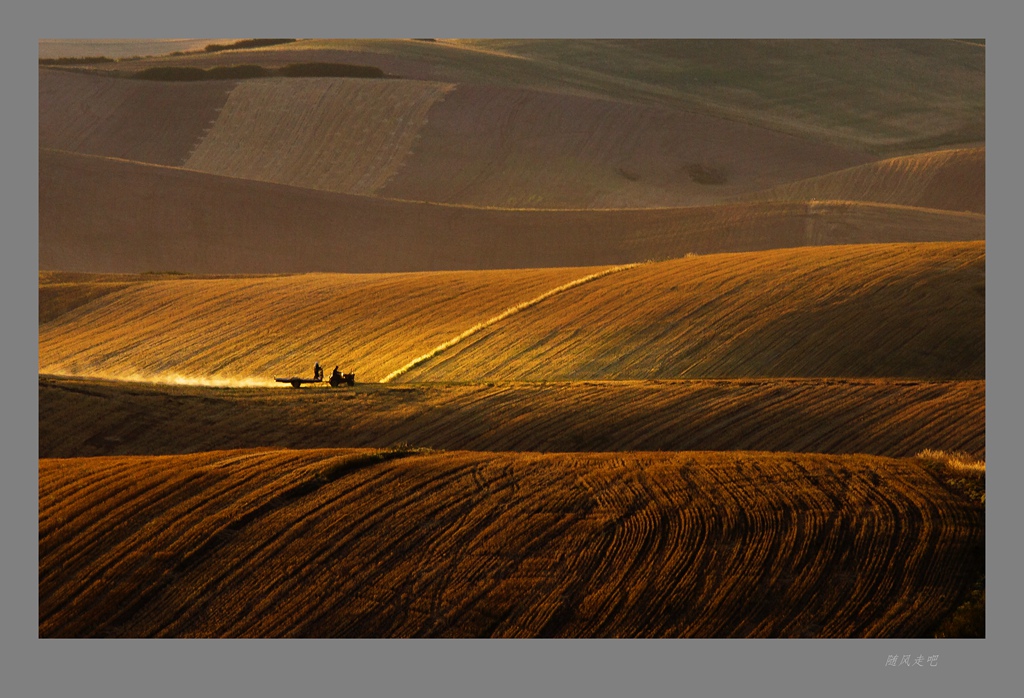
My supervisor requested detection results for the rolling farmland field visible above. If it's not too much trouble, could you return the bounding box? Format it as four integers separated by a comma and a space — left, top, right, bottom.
40, 448, 982, 638
39, 376, 984, 459
38, 38, 985, 639
736, 147, 985, 214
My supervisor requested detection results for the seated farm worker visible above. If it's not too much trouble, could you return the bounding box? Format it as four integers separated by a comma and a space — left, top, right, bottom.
314, 362, 323, 381
330, 366, 343, 387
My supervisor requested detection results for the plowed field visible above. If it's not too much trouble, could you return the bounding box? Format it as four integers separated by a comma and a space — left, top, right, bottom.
37, 39, 986, 643
40, 149, 984, 274
38, 376, 984, 460
80, 38, 984, 155
375, 83, 871, 208
39, 70, 234, 166
41, 68, 871, 209
38, 448, 983, 638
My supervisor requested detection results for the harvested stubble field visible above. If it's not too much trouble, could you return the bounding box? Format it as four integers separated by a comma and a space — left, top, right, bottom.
39, 375, 984, 460
39, 242, 983, 384
39, 264, 604, 382
182, 78, 456, 196
39, 448, 983, 638
398, 241, 985, 382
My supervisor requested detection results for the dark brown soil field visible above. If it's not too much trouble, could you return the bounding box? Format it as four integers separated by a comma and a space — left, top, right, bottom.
39, 149, 983, 274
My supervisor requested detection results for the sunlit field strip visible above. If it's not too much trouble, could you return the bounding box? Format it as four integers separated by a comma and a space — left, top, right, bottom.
40, 241, 983, 386
39, 266, 600, 384
39, 448, 983, 638
397, 241, 984, 382
380, 263, 642, 382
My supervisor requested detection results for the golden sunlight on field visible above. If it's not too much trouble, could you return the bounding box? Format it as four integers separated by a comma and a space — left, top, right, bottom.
39, 265, 601, 382
39, 376, 984, 460
39, 242, 983, 385
38, 38, 986, 640
39, 448, 982, 638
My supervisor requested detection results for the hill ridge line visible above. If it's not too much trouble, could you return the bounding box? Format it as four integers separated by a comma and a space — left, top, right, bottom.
380, 262, 644, 383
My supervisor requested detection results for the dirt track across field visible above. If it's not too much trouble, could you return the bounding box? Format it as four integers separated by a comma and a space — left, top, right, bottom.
39, 242, 984, 383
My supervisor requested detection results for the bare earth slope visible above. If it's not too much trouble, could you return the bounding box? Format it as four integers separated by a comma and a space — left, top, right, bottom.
39, 448, 983, 638
39, 70, 234, 166
739, 147, 985, 214
41, 69, 871, 209
374, 83, 872, 208
39, 242, 984, 384
40, 149, 984, 274
38, 376, 985, 460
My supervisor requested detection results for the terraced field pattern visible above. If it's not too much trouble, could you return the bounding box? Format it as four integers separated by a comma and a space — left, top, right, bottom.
39, 39, 984, 638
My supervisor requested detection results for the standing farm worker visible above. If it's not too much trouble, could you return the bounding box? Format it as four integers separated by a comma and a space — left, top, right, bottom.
314, 362, 323, 381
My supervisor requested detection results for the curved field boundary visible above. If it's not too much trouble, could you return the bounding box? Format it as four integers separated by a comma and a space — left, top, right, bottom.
737, 147, 984, 214
40, 149, 985, 275
380, 263, 642, 382
395, 241, 985, 382
182, 77, 455, 195
39, 376, 985, 460
38, 242, 984, 384
39, 70, 235, 166
39, 448, 984, 637
38, 265, 602, 384
376, 83, 873, 209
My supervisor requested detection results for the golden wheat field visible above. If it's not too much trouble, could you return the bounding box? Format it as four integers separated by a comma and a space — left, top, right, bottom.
40, 241, 984, 384
39, 38, 985, 639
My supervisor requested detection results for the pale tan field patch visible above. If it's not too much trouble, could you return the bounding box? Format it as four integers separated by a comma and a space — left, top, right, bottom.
183, 77, 455, 195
